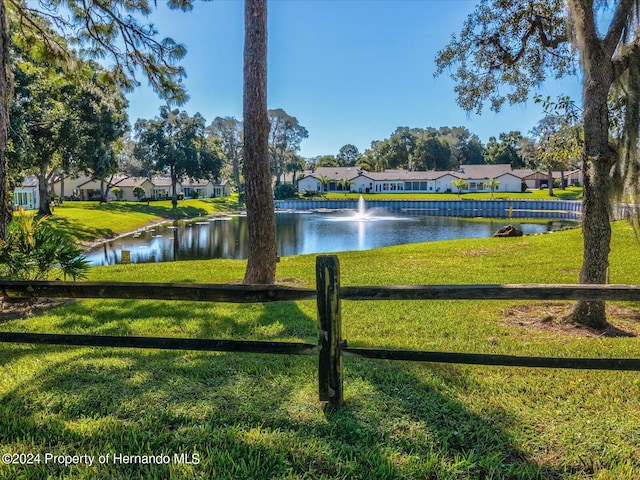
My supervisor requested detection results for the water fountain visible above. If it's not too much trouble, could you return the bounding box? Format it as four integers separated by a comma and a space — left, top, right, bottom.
333, 195, 403, 222
356, 195, 368, 219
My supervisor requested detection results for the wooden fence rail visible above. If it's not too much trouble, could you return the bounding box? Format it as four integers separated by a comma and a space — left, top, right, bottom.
2, 255, 640, 409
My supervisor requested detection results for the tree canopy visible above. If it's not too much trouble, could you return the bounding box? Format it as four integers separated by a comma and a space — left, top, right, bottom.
0, 0, 194, 238
133, 106, 223, 208
9, 25, 128, 214
268, 108, 308, 185
362, 126, 487, 172
436, 0, 640, 329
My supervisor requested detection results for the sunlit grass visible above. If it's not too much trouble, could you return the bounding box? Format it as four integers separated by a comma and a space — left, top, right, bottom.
48, 196, 243, 244
1, 221, 639, 478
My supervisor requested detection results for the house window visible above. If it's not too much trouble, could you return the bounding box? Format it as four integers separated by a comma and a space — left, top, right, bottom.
153, 188, 169, 199
469, 182, 477, 190
13, 191, 33, 207
478, 182, 484, 190
419, 182, 428, 190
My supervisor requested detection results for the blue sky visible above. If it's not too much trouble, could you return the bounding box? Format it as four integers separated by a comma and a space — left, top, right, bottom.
126, 0, 583, 158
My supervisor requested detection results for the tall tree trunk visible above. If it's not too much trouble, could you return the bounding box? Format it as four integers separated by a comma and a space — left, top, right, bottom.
171, 167, 178, 208
242, 0, 276, 284
232, 158, 243, 194
567, 34, 613, 330
547, 169, 554, 197
0, 0, 10, 239
37, 164, 52, 215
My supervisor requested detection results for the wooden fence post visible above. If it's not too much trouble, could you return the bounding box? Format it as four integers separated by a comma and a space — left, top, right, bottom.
316, 255, 344, 408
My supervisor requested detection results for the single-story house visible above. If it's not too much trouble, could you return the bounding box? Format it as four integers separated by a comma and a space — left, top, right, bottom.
297, 164, 528, 194
13, 175, 40, 210
74, 174, 130, 200
517, 169, 583, 189
297, 167, 362, 193
359, 170, 460, 194
453, 164, 523, 193
109, 176, 156, 201
51, 173, 94, 200
72, 174, 230, 201
182, 178, 231, 198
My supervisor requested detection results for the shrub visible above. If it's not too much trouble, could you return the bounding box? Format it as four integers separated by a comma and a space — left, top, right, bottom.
274, 183, 297, 199
88, 189, 102, 201
111, 187, 123, 200
133, 186, 146, 200
0, 208, 90, 280
302, 189, 322, 198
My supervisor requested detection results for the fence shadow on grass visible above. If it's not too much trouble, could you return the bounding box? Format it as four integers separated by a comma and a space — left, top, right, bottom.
1, 343, 563, 478
325, 359, 563, 479
42, 299, 317, 342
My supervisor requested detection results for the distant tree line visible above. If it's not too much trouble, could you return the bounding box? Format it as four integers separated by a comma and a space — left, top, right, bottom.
299, 123, 580, 184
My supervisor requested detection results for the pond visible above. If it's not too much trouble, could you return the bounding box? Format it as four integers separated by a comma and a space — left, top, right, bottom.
85, 208, 573, 266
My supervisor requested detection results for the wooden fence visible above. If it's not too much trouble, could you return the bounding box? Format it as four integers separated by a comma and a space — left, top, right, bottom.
2, 254, 640, 408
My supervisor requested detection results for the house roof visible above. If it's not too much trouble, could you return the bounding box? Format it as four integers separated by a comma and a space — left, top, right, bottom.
114, 176, 152, 187
181, 178, 212, 187
453, 164, 513, 179
517, 169, 582, 180
361, 170, 452, 181
76, 174, 131, 189
304, 167, 364, 181
20, 175, 39, 188
512, 169, 535, 179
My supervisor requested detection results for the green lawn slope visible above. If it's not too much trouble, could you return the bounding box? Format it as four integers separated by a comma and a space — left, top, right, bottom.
48, 196, 243, 244
1, 221, 639, 479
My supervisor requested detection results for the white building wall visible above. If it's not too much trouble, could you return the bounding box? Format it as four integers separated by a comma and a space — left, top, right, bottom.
52, 174, 92, 198
351, 176, 374, 193
298, 176, 320, 192
496, 174, 522, 193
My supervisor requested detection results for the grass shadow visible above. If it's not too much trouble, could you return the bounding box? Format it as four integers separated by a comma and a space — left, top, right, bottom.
0, 296, 617, 479
326, 359, 563, 479
35, 299, 318, 342
47, 216, 116, 243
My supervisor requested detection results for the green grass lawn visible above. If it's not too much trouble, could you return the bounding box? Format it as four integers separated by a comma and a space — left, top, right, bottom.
48, 196, 244, 244
325, 187, 583, 201
1, 221, 639, 479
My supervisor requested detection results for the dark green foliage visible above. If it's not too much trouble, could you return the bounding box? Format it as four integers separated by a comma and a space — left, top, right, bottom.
207, 116, 244, 193
484, 131, 527, 168
363, 126, 487, 171
273, 183, 296, 200
268, 108, 308, 184
434, 0, 574, 114
337, 144, 361, 166
133, 107, 224, 208
9, 25, 128, 213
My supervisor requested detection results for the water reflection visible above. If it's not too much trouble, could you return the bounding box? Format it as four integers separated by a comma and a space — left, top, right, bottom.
86, 212, 570, 266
